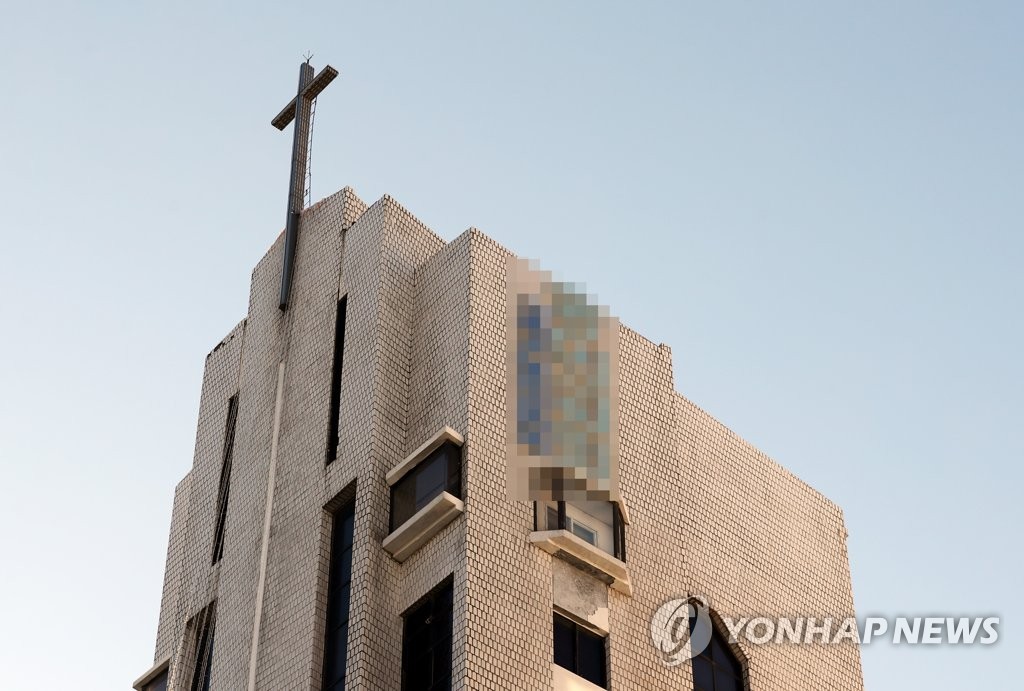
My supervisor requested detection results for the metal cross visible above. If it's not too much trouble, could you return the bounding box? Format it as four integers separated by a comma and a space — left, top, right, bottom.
272, 59, 339, 310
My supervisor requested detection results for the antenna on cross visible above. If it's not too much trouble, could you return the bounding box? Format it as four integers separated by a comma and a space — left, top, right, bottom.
272, 58, 339, 311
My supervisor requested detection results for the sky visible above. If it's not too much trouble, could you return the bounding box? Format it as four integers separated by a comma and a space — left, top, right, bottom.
0, 1, 1020, 689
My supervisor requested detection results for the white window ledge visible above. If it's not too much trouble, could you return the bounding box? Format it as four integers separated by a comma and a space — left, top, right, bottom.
132, 654, 170, 691
530, 529, 632, 596
386, 426, 464, 487
552, 662, 606, 691
383, 491, 464, 562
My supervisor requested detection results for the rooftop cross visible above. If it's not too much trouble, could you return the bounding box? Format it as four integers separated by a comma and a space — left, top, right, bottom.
272, 59, 338, 310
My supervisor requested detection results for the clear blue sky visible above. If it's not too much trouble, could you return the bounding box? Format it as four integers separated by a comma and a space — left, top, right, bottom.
0, 2, 1019, 689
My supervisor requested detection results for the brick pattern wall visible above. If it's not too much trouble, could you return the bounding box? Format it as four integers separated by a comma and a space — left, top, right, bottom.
161, 318, 246, 690
465, 231, 554, 690
674, 394, 864, 688
606, 330, 688, 690
144, 187, 863, 691
154, 472, 191, 661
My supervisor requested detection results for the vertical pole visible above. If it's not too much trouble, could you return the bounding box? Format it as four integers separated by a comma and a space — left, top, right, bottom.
279, 62, 314, 310
248, 361, 287, 690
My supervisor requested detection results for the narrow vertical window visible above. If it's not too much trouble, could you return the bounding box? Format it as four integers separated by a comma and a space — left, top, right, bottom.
326, 296, 348, 463
612, 502, 626, 562
190, 606, 216, 691
401, 578, 453, 691
211, 394, 239, 564
322, 499, 356, 691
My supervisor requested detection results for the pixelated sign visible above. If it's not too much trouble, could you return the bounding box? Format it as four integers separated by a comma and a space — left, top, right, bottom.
506, 257, 620, 503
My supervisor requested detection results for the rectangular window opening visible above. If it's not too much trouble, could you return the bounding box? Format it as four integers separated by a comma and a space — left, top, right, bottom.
612, 503, 626, 563
322, 498, 356, 691
326, 296, 348, 464
138, 664, 168, 691
541, 501, 622, 557
143, 672, 167, 691
211, 394, 239, 565
189, 604, 217, 691
401, 577, 454, 691
553, 611, 607, 689
390, 442, 461, 532
571, 520, 597, 546
544, 506, 598, 546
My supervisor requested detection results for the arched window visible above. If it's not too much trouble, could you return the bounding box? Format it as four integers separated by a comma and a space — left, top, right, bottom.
692, 624, 744, 691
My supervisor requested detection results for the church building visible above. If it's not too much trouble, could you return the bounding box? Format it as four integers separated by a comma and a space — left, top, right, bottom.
134, 63, 863, 691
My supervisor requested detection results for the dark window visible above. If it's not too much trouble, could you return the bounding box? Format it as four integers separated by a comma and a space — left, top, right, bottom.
691, 621, 743, 691
612, 502, 626, 563
190, 608, 216, 691
322, 499, 356, 691
142, 669, 168, 691
402, 578, 453, 691
326, 296, 348, 463
211, 394, 239, 564
390, 442, 461, 532
553, 612, 607, 688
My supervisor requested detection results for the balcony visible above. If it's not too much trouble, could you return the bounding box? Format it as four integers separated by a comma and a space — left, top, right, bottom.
530, 499, 632, 596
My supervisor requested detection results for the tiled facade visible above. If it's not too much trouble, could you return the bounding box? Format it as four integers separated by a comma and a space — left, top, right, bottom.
139, 186, 863, 690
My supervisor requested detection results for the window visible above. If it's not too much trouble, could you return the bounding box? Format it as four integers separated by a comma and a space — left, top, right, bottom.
612, 501, 626, 563
322, 499, 356, 691
553, 612, 607, 688
402, 578, 453, 691
538, 501, 626, 561
141, 669, 167, 691
546, 506, 597, 546
691, 624, 743, 691
189, 606, 216, 691
530, 501, 632, 595
211, 394, 239, 564
390, 442, 461, 532
326, 296, 348, 463
133, 655, 170, 691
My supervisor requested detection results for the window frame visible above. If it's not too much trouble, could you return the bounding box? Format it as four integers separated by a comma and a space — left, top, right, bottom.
401, 577, 454, 691
553, 611, 608, 689
325, 296, 348, 464
187, 604, 217, 691
132, 656, 170, 691
211, 394, 239, 565
535, 500, 626, 562
141, 669, 168, 691
691, 618, 745, 691
545, 505, 598, 546
322, 497, 356, 691
389, 441, 462, 533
